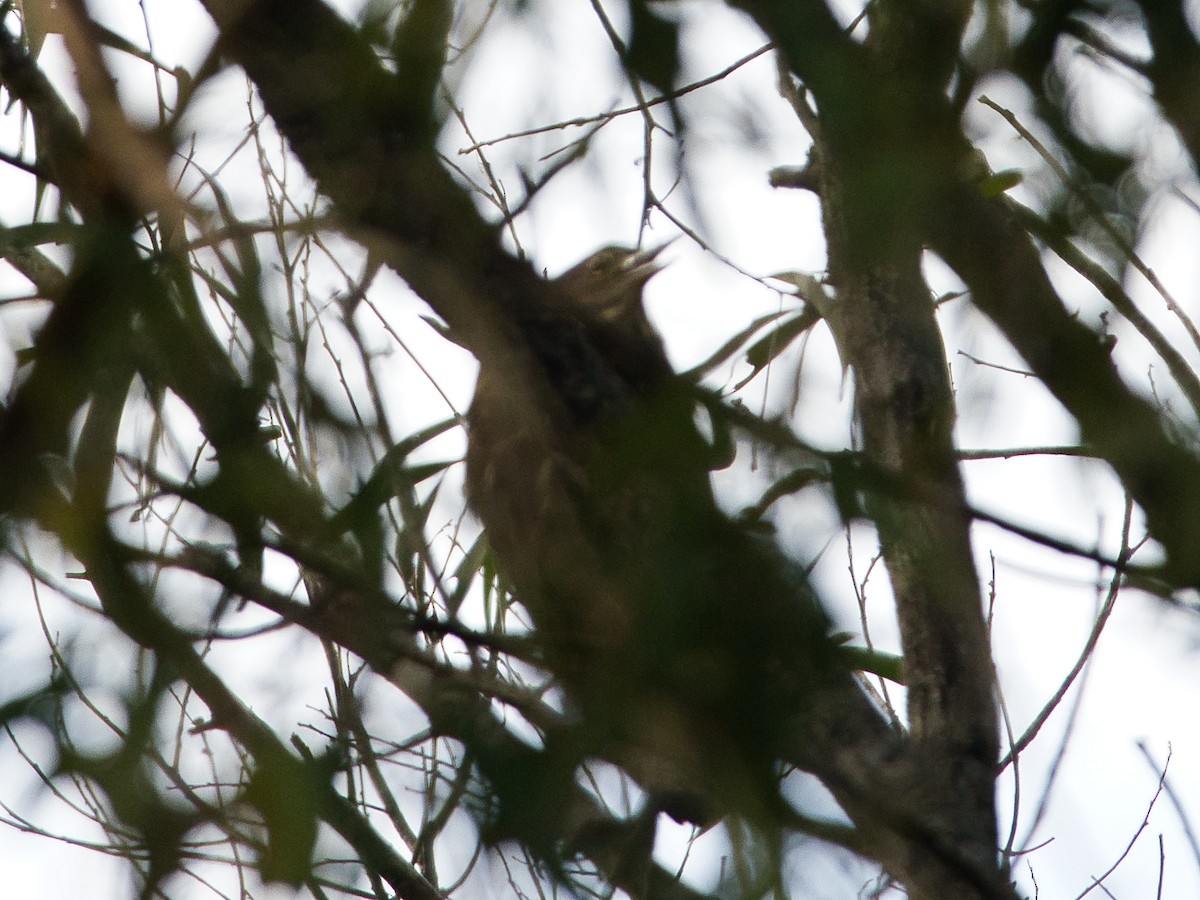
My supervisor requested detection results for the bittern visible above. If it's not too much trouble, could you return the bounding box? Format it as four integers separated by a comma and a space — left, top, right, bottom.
465, 245, 890, 825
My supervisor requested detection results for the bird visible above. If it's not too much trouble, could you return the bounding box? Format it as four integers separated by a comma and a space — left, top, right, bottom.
551, 244, 677, 391
464, 244, 893, 830
465, 243, 715, 693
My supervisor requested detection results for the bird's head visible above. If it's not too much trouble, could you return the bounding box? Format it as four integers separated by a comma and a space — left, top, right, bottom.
555, 243, 672, 325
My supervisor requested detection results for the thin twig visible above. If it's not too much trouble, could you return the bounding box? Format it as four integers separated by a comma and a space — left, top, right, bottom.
1072, 746, 1169, 899
1137, 740, 1200, 880
1001, 497, 1135, 769
981, 95, 1200, 356
458, 44, 774, 153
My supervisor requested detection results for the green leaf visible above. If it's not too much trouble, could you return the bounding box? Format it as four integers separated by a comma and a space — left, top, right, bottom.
744, 307, 820, 371
977, 169, 1023, 198
738, 465, 826, 524
244, 758, 322, 886
836, 644, 906, 685
445, 532, 489, 617
0, 221, 81, 249
681, 310, 788, 381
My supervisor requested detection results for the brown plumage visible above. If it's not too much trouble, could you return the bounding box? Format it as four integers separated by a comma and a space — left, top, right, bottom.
464, 245, 890, 826
465, 244, 713, 687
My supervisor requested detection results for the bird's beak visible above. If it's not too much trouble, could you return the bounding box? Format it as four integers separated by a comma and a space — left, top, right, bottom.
622, 239, 676, 282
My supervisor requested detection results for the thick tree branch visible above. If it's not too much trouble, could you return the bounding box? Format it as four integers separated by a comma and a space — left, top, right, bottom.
734, 5, 1006, 897
733, 1, 1200, 589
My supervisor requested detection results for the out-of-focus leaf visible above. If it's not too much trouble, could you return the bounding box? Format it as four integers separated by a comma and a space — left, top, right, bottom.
977, 169, 1023, 198
694, 388, 737, 470
734, 272, 837, 386
327, 417, 458, 536
405, 459, 456, 484
0, 220, 80, 248
0, 673, 67, 728
445, 531, 488, 616
831, 634, 906, 684
628, 0, 679, 94
829, 452, 868, 523
243, 757, 324, 886
738, 464, 827, 524
682, 309, 788, 381
743, 307, 820, 372
421, 313, 463, 347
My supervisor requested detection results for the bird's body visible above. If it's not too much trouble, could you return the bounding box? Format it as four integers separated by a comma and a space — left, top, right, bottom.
464, 246, 890, 824
466, 245, 716, 680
